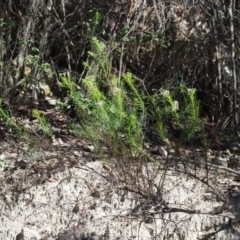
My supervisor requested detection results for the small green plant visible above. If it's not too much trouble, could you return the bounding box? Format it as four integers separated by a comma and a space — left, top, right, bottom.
88, 9, 102, 37
32, 109, 53, 137
179, 84, 200, 140
151, 84, 200, 143
59, 74, 92, 122
84, 37, 111, 82
156, 120, 168, 142
0, 98, 20, 132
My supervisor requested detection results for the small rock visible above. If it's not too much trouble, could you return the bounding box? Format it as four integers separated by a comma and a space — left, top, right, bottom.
73, 151, 82, 157
158, 146, 168, 158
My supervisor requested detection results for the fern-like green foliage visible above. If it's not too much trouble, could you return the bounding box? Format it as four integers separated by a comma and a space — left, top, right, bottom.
60, 36, 201, 159
152, 84, 200, 143
88, 9, 102, 37
60, 38, 146, 158
59, 74, 92, 119
81, 72, 145, 156
0, 98, 20, 131
179, 84, 200, 140
32, 109, 53, 137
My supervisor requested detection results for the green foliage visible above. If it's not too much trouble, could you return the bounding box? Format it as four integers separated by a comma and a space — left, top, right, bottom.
25, 48, 50, 73
32, 109, 53, 137
0, 99, 20, 131
152, 84, 200, 143
60, 36, 201, 160
88, 9, 102, 36
66, 73, 145, 157
156, 120, 168, 142
20, 46, 51, 86
0, 18, 6, 27
84, 37, 111, 81
179, 84, 200, 139
0, 18, 15, 31
59, 74, 92, 121
25, 54, 40, 69
60, 38, 146, 158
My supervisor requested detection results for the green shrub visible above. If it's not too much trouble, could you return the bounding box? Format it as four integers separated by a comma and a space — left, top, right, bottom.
60, 38, 147, 158
151, 84, 201, 143
60, 37, 201, 160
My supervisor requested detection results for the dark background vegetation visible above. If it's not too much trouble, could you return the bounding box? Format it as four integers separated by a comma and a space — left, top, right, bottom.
0, 0, 240, 143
